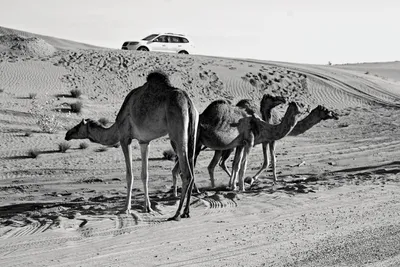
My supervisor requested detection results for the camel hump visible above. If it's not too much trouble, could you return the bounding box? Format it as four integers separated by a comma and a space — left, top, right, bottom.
146, 71, 170, 86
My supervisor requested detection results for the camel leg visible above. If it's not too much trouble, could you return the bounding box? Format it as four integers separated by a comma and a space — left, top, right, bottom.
171, 160, 179, 197
191, 140, 203, 194
238, 145, 251, 191
121, 139, 134, 214
169, 151, 193, 220
172, 161, 198, 198
140, 142, 153, 213
230, 146, 244, 191
182, 171, 195, 218
207, 150, 223, 188
181, 135, 199, 218
168, 114, 198, 220
252, 142, 270, 180
269, 140, 278, 182
219, 149, 233, 177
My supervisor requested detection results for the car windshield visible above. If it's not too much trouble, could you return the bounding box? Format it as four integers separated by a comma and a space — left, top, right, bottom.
142, 34, 159, 41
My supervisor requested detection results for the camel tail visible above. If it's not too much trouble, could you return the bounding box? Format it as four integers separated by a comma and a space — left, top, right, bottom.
187, 99, 199, 173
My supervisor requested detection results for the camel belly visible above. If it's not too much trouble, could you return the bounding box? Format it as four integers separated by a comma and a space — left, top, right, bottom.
200, 128, 240, 150
130, 117, 168, 143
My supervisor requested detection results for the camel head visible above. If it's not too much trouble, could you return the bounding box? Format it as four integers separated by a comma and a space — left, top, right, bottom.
65, 119, 89, 141
260, 94, 286, 109
314, 105, 339, 120
235, 99, 258, 115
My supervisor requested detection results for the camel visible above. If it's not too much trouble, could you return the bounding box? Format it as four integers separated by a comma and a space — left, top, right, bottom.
249, 104, 339, 181
216, 103, 339, 184
65, 71, 199, 221
227, 101, 302, 191
172, 98, 301, 193
204, 95, 285, 189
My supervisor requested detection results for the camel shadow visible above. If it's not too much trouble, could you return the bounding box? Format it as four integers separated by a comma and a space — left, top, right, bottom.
332, 161, 400, 175
0, 189, 187, 228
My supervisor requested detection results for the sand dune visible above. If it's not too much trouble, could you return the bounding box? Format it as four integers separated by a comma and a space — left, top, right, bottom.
0, 26, 104, 50
1, 28, 400, 266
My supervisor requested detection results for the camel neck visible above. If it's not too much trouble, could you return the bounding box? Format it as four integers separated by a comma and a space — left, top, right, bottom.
289, 111, 321, 136
255, 109, 298, 145
87, 121, 120, 146
262, 107, 274, 123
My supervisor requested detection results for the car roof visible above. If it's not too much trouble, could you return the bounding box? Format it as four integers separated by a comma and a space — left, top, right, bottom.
152, 33, 188, 38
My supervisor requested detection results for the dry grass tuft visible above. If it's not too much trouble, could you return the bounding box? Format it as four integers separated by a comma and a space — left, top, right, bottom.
70, 89, 82, 98
58, 141, 71, 153
79, 142, 89, 149
27, 148, 41, 158
70, 101, 83, 113
29, 93, 37, 99
163, 149, 177, 161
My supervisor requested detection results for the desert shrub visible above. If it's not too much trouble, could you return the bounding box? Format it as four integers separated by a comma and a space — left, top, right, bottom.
79, 142, 89, 149
29, 93, 37, 99
96, 147, 108, 152
27, 148, 40, 158
29, 98, 62, 133
24, 132, 32, 137
365, 71, 370, 75
98, 117, 109, 126
70, 89, 82, 98
0, 89, 4, 93
163, 149, 176, 161
58, 141, 71, 153
70, 101, 83, 113
36, 114, 61, 133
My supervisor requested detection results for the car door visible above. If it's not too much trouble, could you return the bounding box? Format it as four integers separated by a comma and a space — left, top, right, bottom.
148, 35, 168, 52
166, 35, 181, 53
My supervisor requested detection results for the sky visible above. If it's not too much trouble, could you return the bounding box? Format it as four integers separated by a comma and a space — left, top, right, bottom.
1, 0, 399, 64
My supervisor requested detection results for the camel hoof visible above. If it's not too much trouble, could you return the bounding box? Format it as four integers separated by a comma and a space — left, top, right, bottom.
143, 208, 154, 213
167, 215, 181, 221
244, 176, 255, 185
181, 213, 190, 218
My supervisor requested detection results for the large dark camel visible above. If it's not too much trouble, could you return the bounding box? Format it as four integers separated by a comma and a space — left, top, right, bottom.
65, 71, 199, 221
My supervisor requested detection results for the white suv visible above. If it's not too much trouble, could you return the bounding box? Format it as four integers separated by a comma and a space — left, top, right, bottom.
121, 33, 195, 54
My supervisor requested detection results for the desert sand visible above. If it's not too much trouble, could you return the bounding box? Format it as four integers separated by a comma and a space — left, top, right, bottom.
1, 26, 400, 266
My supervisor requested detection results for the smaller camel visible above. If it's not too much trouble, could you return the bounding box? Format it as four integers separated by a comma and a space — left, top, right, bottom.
65, 71, 198, 221
205, 95, 285, 189
228, 101, 302, 191
250, 104, 339, 181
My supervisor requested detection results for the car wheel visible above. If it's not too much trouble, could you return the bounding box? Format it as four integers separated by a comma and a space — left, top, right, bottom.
138, 47, 149, 51
178, 50, 189, 54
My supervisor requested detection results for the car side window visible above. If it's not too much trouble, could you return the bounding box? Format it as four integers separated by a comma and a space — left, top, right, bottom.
154, 36, 168, 43
179, 37, 189, 43
168, 36, 181, 43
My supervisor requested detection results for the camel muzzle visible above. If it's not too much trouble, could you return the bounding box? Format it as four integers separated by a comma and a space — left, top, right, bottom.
65, 133, 71, 141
